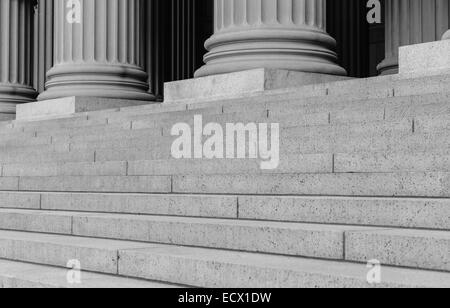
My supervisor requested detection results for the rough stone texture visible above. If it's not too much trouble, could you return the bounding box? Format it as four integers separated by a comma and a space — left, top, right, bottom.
0, 230, 154, 274
119, 245, 450, 288
0, 209, 72, 234
0, 192, 40, 210
41, 193, 238, 219
399, 40, 450, 77
18, 176, 171, 193
72, 213, 365, 259
0, 259, 175, 288
16, 97, 151, 121
172, 172, 450, 197
239, 196, 450, 230
346, 229, 450, 272
165, 69, 349, 102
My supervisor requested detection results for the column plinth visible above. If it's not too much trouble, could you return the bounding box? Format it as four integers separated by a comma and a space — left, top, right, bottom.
195, 0, 346, 78
38, 0, 152, 102
378, 0, 450, 75
0, 0, 37, 115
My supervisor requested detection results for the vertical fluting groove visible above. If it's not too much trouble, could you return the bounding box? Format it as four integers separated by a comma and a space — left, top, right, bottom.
39, 0, 151, 101
0, 0, 36, 107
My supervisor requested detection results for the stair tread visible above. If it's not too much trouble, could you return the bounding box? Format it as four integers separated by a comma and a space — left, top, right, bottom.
0, 259, 179, 288
0, 230, 447, 288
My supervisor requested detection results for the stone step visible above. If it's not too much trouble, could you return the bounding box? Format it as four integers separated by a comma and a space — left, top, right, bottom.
68, 92, 450, 134
0, 149, 93, 165
119, 241, 450, 288
16, 176, 171, 193
346, 229, 450, 272
239, 195, 450, 230
59, 130, 449, 163
41, 116, 411, 146
282, 130, 450, 155
0, 153, 332, 177
0, 230, 447, 288
2, 161, 128, 177
0, 208, 448, 271
0, 135, 51, 148
0, 259, 178, 288
1, 172, 449, 196
0, 208, 373, 259
0, 191, 447, 230
174, 74, 450, 113
172, 172, 450, 197
334, 151, 450, 173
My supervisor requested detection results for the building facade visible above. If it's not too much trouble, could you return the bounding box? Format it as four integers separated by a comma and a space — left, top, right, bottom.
0, 0, 449, 117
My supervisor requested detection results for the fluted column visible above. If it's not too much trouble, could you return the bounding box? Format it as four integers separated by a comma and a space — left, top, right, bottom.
33, 0, 53, 95
38, 0, 152, 101
195, 0, 346, 77
378, 0, 450, 75
0, 0, 37, 115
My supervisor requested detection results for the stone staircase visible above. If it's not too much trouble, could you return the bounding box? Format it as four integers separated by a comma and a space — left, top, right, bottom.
0, 73, 449, 288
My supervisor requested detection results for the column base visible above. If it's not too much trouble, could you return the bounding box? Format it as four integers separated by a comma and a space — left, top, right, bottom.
164, 68, 351, 103
377, 56, 399, 76
399, 40, 450, 77
16, 96, 153, 121
0, 83, 37, 114
38, 64, 155, 102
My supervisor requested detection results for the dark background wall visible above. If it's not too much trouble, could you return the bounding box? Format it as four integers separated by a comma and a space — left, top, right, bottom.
327, 0, 385, 77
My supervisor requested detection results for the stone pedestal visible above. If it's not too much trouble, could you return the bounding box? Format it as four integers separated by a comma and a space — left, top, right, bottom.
0, 0, 37, 115
16, 96, 149, 121
38, 0, 153, 102
378, 0, 450, 75
399, 39, 450, 77
165, 68, 350, 103
195, 0, 346, 78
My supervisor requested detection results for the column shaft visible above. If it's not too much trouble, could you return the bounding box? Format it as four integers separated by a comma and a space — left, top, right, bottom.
195, 0, 346, 77
378, 0, 450, 74
38, 0, 152, 101
33, 0, 53, 94
0, 0, 37, 115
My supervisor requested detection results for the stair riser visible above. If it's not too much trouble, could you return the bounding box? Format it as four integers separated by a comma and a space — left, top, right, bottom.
41, 193, 238, 219
239, 196, 450, 230
346, 231, 450, 272
172, 173, 450, 197
72, 216, 346, 260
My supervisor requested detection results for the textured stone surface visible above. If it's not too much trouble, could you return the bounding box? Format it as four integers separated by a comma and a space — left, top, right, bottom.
119, 244, 450, 288
0, 231, 153, 274
165, 69, 348, 102
346, 229, 450, 272
399, 40, 450, 77
72, 213, 364, 259
0, 192, 40, 209
18, 176, 171, 193
16, 97, 150, 121
239, 196, 450, 230
42, 193, 238, 219
172, 172, 450, 197
0, 259, 175, 288
0, 209, 72, 234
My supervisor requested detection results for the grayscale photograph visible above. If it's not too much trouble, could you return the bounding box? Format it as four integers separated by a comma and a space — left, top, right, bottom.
0, 0, 449, 293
